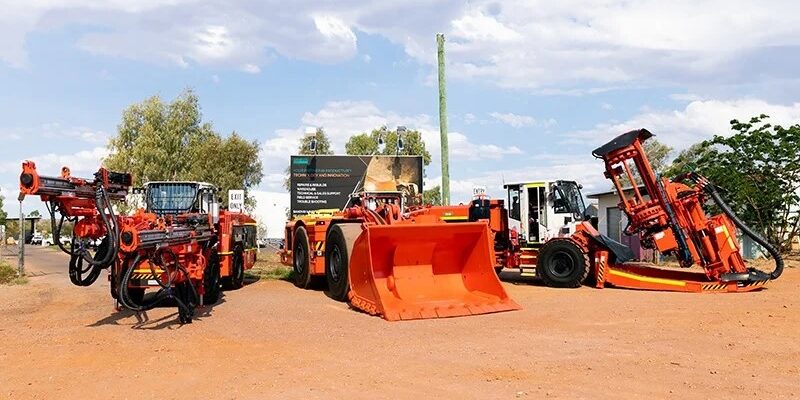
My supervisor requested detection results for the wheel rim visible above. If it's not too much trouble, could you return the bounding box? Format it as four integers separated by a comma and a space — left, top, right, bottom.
549, 250, 575, 278
329, 245, 342, 283
294, 242, 305, 275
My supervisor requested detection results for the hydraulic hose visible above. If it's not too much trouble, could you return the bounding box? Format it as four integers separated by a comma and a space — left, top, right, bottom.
118, 251, 198, 322
704, 184, 784, 280
81, 187, 118, 268
674, 172, 784, 280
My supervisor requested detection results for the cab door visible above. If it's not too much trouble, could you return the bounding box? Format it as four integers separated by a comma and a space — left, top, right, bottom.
526, 184, 547, 243
505, 185, 525, 239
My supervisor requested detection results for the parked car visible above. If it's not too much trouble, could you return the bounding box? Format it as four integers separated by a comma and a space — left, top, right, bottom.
30, 233, 44, 245
41, 235, 71, 247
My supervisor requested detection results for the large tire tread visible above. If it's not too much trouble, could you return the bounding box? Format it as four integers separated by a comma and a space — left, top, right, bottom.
537, 238, 590, 288
292, 227, 313, 289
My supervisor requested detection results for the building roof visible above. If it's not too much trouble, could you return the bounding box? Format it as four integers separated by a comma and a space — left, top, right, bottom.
587, 185, 648, 199
5, 216, 42, 221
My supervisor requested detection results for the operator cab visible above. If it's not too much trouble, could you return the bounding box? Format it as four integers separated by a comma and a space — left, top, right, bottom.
140, 181, 220, 222
504, 180, 587, 245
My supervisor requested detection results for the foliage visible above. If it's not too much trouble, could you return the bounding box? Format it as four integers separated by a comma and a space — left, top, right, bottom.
0, 194, 6, 226
189, 132, 263, 210
666, 115, 800, 251
345, 127, 432, 166
28, 210, 41, 218
663, 142, 713, 178
246, 255, 293, 281
105, 89, 263, 209
0, 260, 26, 285
423, 185, 442, 206
256, 220, 268, 241
619, 138, 673, 187
5, 220, 19, 240
283, 129, 334, 191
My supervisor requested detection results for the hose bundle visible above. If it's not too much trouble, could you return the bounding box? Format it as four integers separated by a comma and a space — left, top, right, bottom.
47, 186, 121, 286
675, 173, 784, 280
117, 248, 198, 323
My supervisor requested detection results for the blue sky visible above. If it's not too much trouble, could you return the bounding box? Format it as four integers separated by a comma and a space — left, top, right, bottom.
3, 1, 800, 236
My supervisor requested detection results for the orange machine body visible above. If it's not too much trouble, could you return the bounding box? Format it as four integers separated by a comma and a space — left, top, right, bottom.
281, 192, 520, 321
19, 161, 258, 323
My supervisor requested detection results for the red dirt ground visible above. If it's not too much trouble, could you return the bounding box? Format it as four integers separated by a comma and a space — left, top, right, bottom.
0, 247, 798, 399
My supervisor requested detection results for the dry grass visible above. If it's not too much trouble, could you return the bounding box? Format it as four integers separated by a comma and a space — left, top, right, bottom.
0, 260, 27, 285
246, 249, 293, 281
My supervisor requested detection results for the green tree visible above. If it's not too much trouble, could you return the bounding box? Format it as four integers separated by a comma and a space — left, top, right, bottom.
105, 90, 263, 209
189, 132, 263, 209
345, 127, 432, 166
423, 185, 442, 205
28, 210, 41, 218
5, 220, 19, 240
620, 138, 673, 186
0, 194, 6, 226
283, 128, 334, 191
663, 142, 714, 178
667, 115, 800, 250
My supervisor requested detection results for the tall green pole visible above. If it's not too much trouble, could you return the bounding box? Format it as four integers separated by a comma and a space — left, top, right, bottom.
436, 33, 450, 205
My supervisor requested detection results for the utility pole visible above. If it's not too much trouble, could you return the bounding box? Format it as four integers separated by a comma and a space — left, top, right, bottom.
437, 33, 450, 205
17, 194, 24, 277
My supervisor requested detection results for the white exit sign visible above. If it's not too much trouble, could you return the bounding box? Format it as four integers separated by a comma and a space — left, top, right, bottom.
228, 190, 245, 212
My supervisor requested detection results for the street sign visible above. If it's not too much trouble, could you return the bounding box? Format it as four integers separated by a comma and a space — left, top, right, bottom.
228, 190, 245, 213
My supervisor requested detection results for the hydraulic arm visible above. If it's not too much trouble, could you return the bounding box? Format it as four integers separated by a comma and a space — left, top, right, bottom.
20, 161, 254, 324
590, 129, 782, 290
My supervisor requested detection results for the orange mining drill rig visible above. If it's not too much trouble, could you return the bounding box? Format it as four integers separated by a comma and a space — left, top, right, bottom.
469, 129, 783, 292
19, 161, 257, 323
281, 191, 520, 321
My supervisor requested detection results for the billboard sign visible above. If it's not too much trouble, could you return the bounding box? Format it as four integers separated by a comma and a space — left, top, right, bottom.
289, 155, 423, 217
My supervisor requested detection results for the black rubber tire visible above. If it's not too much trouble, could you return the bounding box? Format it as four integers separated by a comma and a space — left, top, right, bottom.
325, 224, 360, 301
203, 251, 221, 304
292, 227, 313, 288
495, 266, 504, 275
222, 246, 245, 290
537, 239, 590, 288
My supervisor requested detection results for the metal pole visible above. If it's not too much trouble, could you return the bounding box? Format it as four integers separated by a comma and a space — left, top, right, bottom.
437, 33, 450, 205
17, 196, 24, 277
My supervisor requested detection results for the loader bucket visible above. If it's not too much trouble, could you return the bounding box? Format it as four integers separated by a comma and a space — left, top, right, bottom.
347, 222, 521, 321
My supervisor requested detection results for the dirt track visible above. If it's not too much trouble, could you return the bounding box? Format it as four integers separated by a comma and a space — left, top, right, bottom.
1, 247, 798, 399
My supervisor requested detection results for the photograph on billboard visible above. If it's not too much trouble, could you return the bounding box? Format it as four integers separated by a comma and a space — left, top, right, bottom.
289, 155, 423, 217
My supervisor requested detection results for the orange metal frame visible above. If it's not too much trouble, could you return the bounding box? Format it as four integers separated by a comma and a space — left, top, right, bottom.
20, 161, 257, 317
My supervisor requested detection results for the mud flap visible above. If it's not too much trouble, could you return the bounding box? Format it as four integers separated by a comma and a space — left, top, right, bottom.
347, 222, 521, 320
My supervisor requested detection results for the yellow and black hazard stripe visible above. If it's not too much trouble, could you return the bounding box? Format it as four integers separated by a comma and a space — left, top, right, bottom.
314, 241, 325, 252
130, 272, 158, 280
701, 283, 728, 291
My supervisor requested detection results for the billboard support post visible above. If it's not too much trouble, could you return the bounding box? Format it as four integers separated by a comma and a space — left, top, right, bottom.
17, 194, 25, 277
437, 33, 450, 205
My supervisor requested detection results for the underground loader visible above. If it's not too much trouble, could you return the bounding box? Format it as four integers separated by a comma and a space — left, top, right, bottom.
281, 191, 520, 321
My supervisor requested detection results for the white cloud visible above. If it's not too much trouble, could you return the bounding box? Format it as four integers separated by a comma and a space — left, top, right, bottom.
567, 98, 800, 150
427, 155, 608, 203
259, 100, 523, 190
1, 123, 108, 145
490, 112, 536, 128
5, 1, 799, 92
